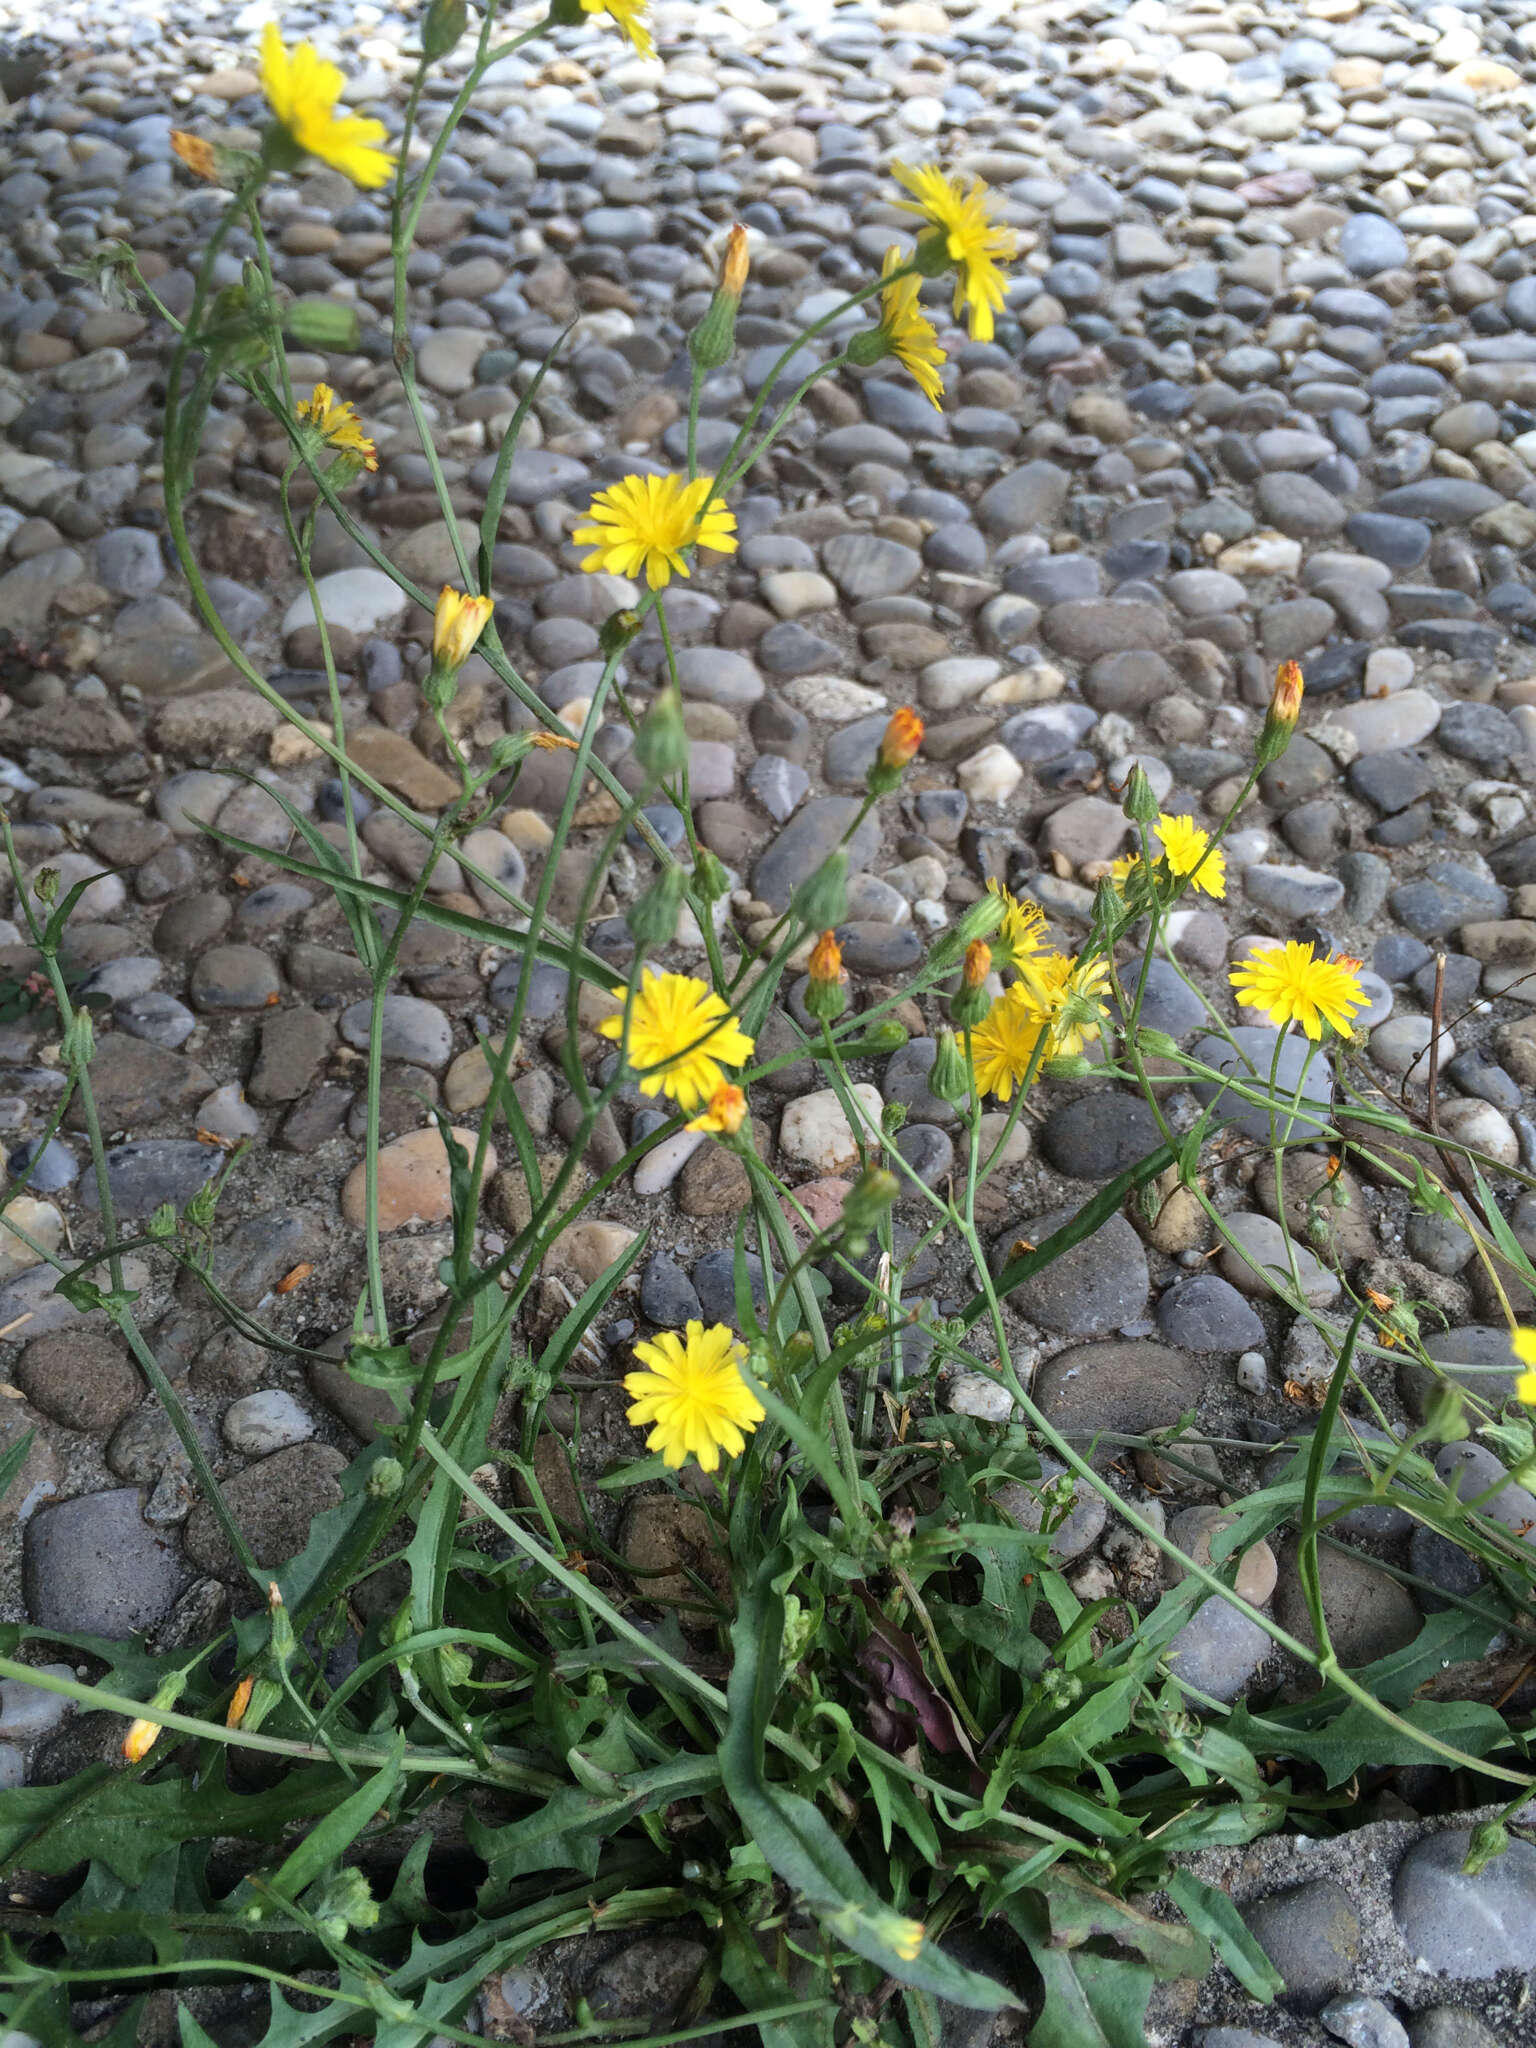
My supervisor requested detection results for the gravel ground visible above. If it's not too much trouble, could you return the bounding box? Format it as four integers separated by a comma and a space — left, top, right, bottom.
3, 0, 1536, 2032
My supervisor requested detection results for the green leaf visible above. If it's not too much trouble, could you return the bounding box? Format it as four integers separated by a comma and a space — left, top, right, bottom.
1165, 1871, 1282, 2004
1044, 1867, 1209, 1981
720, 1554, 1019, 2012
1008, 1895, 1152, 2048
469, 1756, 719, 1897
1225, 1694, 1512, 1789
264, 1736, 405, 1904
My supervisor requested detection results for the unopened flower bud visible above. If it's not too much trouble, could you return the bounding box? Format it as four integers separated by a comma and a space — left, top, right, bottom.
792, 851, 847, 932
867, 707, 924, 795
950, 940, 992, 1028
122, 1668, 190, 1764
424, 585, 494, 708
1464, 1821, 1509, 1876
1422, 1383, 1468, 1443
1121, 763, 1159, 824
599, 607, 641, 659
1257, 658, 1305, 766
928, 1028, 971, 1105
226, 1675, 255, 1728
843, 1165, 899, 1231
805, 929, 848, 1023
1042, 1053, 1096, 1081
635, 684, 688, 780
689, 224, 750, 371
692, 849, 730, 904
627, 862, 688, 948
367, 1455, 405, 1499
421, 0, 468, 58
1137, 1029, 1179, 1060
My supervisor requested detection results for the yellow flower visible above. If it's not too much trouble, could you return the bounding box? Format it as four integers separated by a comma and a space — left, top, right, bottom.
624, 1319, 765, 1472
432, 586, 494, 671
597, 967, 754, 1113
573, 472, 737, 590
1230, 941, 1364, 1041
1513, 1329, 1536, 1405
170, 130, 218, 180
985, 880, 1048, 973
1155, 813, 1226, 900
580, 0, 656, 61
892, 160, 1015, 343
876, 246, 946, 407
259, 24, 394, 189
969, 982, 1051, 1102
686, 1083, 748, 1136
295, 383, 377, 472
888, 1916, 926, 1963
1034, 952, 1111, 1060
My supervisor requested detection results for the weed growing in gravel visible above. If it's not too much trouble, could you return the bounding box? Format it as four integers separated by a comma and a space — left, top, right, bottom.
1, 4, 1535, 2044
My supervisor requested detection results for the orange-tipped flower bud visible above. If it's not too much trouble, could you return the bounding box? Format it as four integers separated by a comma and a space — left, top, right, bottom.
721, 223, 750, 298
809, 929, 843, 985
878, 707, 924, 772
1272, 660, 1304, 725
806, 929, 848, 1023
227, 1675, 255, 1729
686, 1082, 748, 1137
1257, 659, 1305, 767
123, 1717, 161, 1763
951, 938, 993, 1027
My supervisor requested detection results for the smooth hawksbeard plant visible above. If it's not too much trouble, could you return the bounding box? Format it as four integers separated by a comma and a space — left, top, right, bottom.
623, 1321, 766, 1472
598, 968, 754, 1114
259, 24, 394, 187
1229, 940, 1365, 1041
574, 472, 738, 589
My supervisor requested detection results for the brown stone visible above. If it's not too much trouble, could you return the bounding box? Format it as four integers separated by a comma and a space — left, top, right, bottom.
344, 726, 461, 809
678, 1135, 753, 1218
1252, 1153, 1376, 1261
341, 1125, 497, 1231
620, 1494, 731, 1615
66, 1034, 212, 1132
15, 1328, 140, 1433
184, 1443, 348, 1578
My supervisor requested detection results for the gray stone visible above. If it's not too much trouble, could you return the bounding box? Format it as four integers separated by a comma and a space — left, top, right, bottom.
751, 797, 882, 912
222, 1390, 316, 1456
1191, 1027, 1333, 1143
1042, 599, 1172, 660
1032, 1339, 1203, 1463
94, 525, 163, 596
1163, 1600, 1272, 1705
1255, 473, 1349, 537
995, 1204, 1148, 1336
1156, 1274, 1265, 1354
24, 1488, 182, 1638
1240, 1880, 1361, 2013
1320, 1994, 1409, 2048
1338, 215, 1409, 278
991, 1456, 1107, 1562
340, 994, 453, 1069
1243, 863, 1345, 920
1392, 1829, 1536, 1980
976, 461, 1070, 536
1039, 1091, 1164, 1178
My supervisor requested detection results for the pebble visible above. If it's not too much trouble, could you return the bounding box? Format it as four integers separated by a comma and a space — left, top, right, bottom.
1392, 1830, 1536, 1979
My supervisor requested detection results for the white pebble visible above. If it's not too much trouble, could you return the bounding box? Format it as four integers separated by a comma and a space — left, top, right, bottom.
947, 1372, 1015, 1424
1236, 1352, 1269, 1395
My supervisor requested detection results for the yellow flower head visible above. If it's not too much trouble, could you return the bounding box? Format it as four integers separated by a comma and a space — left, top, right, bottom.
686, 1083, 748, 1136
573, 472, 737, 590
1512, 1328, 1536, 1406
170, 130, 218, 180
579, 0, 656, 60
891, 161, 1016, 343
295, 382, 377, 472
969, 982, 1051, 1102
597, 966, 754, 1113
1035, 951, 1112, 1060
1230, 941, 1364, 1041
875, 246, 946, 408
432, 586, 494, 671
1154, 813, 1226, 900
624, 1319, 765, 1472
985, 880, 1048, 973
259, 24, 394, 189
